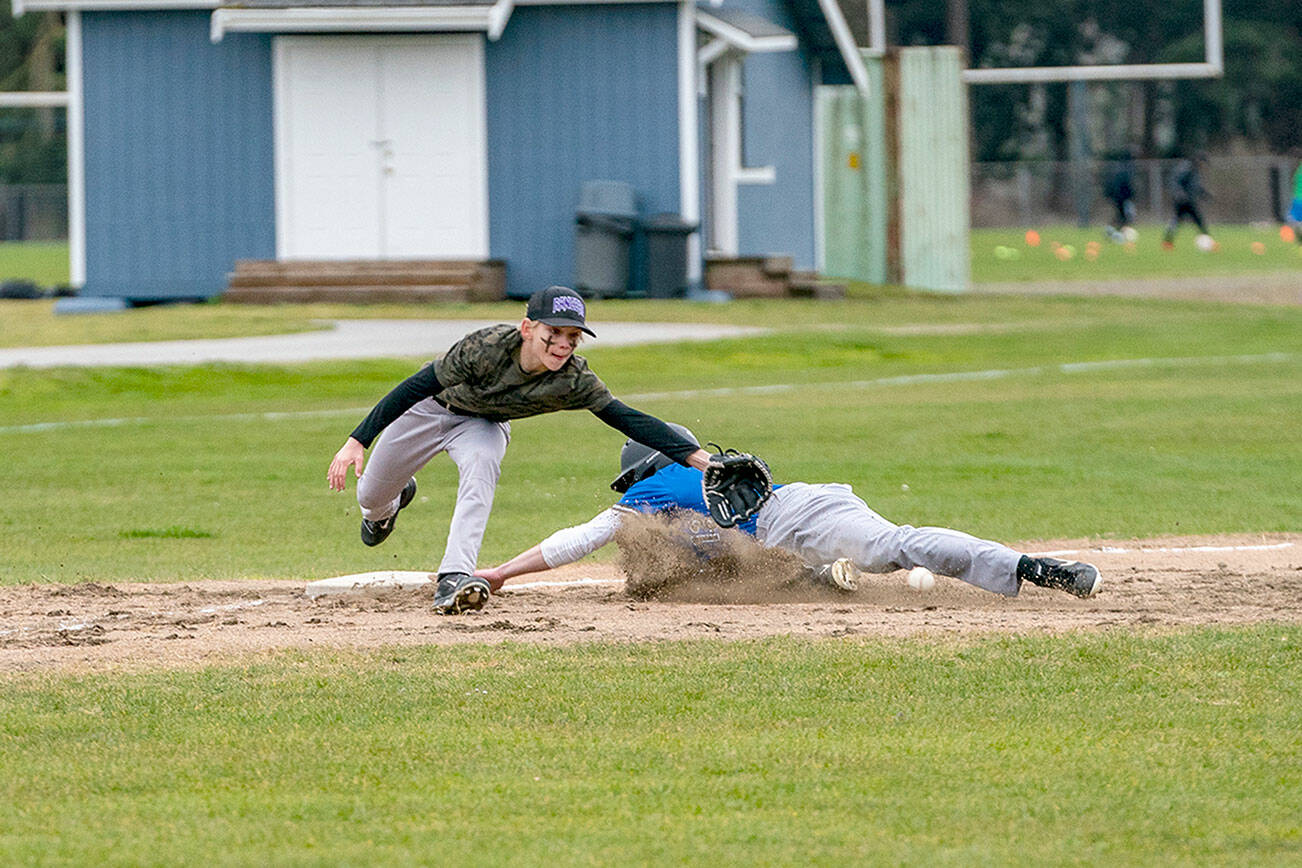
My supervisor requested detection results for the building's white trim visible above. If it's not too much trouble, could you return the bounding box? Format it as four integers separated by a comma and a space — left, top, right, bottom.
697, 37, 729, 71
813, 0, 868, 95
696, 12, 796, 55
271, 38, 291, 259
866, 0, 884, 55
701, 33, 781, 256
734, 166, 774, 184
66, 11, 86, 287
706, 55, 738, 255
0, 91, 70, 107
19, 0, 216, 10
811, 58, 824, 271
677, 0, 701, 283
213, 6, 497, 42
486, 0, 513, 40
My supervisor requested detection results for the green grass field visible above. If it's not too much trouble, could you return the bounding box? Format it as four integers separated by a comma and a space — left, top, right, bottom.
4, 630, 1300, 864
0, 240, 71, 287
972, 223, 1302, 283
2, 292, 1300, 862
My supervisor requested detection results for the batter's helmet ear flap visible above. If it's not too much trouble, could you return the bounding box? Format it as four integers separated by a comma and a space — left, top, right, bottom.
611, 443, 658, 493
610, 423, 699, 492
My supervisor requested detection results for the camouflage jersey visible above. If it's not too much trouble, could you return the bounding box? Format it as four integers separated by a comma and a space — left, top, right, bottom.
349, 324, 613, 446
434, 324, 612, 421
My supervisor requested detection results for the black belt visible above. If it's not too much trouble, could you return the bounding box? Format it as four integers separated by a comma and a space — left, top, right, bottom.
434, 398, 502, 423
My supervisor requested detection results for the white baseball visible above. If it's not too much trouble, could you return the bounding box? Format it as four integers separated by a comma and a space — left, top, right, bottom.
907, 566, 935, 591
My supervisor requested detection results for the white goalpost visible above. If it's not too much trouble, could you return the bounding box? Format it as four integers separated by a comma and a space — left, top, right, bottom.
858, 0, 1223, 85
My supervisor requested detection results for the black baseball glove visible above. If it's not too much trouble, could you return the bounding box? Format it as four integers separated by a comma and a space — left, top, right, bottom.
701, 445, 774, 528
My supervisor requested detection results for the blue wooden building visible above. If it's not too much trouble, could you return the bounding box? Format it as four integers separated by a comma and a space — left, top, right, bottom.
16, 0, 868, 300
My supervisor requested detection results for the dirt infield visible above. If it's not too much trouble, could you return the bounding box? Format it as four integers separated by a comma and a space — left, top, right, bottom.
3, 533, 1299, 674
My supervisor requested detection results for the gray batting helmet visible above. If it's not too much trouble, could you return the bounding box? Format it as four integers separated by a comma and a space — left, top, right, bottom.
610, 423, 698, 493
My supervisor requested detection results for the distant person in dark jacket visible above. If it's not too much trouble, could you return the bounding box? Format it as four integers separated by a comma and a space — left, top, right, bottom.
1288, 148, 1302, 244
1163, 154, 1213, 249
1103, 148, 1137, 243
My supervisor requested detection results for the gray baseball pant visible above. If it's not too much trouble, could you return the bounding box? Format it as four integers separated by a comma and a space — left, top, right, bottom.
756, 482, 1023, 595
356, 398, 510, 576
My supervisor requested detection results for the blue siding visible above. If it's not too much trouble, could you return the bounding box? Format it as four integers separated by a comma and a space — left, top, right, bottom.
733, 0, 817, 268
486, 4, 680, 298
82, 12, 275, 299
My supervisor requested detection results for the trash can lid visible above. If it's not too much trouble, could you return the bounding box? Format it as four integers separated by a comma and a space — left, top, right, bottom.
579, 180, 637, 218
641, 213, 698, 232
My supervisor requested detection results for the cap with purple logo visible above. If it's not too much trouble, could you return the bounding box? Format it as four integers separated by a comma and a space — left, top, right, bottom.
526, 285, 595, 337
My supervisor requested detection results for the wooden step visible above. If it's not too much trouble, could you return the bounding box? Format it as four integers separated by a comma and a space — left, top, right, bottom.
787, 270, 847, 299
231, 259, 486, 275
223, 259, 506, 304
223, 285, 475, 304
704, 257, 844, 300
228, 269, 478, 288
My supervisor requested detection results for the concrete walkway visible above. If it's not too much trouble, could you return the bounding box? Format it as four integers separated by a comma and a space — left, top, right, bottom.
0, 319, 765, 369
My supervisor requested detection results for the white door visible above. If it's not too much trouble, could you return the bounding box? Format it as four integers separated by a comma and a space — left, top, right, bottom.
274, 36, 488, 260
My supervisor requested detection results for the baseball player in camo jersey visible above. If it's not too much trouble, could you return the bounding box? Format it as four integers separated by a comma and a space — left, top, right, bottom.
327, 286, 714, 615
474, 424, 1103, 600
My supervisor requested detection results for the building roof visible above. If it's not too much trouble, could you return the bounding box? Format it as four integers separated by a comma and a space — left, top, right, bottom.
14, 0, 867, 93
697, 7, 797, 54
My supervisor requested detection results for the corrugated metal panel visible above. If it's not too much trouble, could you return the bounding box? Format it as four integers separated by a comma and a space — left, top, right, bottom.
485, 4, 680, 298
82, 12, 275, 300
897, 46, 969, 293
817, 54, 887, 283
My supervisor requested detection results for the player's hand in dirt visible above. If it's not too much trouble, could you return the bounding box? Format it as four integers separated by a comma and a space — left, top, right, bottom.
474, 567, 506, 592
328, 438, 366, 491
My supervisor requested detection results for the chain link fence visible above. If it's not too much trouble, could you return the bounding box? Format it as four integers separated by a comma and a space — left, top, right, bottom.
1, 159, 1297, 243
0, 184, 68, 241
972, 156, 1300, 228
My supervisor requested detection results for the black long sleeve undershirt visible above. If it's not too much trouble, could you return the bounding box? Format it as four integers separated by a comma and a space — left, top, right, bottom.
349, 365, 442, 448
593, 400, 700, 465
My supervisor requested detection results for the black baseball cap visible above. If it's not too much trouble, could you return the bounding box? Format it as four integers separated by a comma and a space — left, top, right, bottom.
526, 285, 595, 336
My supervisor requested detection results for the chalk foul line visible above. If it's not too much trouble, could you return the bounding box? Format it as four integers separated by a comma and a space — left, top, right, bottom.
3, 351, 1294, 435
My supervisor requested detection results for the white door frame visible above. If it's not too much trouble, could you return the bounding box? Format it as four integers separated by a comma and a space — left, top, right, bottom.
703, 50, 776, 257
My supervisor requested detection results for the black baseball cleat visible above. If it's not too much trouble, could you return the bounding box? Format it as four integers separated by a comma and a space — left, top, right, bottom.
433, 572, 491, 614
360, 477, 417, 547
1019, 556, 1102, 598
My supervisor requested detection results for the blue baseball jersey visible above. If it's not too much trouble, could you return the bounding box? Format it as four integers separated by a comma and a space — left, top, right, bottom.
618, 463, 779, 536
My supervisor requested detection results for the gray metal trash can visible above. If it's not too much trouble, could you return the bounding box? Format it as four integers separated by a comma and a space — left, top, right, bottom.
640, 213, 697, 298
575, 181, 637, 298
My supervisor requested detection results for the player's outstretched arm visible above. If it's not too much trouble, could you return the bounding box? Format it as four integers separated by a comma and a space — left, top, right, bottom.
329, 365, 444, 491
476, 545, 548, 590
475, 507, 625, 589
592, 400, 710, 470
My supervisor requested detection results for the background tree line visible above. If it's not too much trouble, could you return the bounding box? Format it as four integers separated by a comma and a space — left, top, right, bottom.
0, 8, 64, 183
0, 2, 1298, 184
889, 0, 1301, 162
